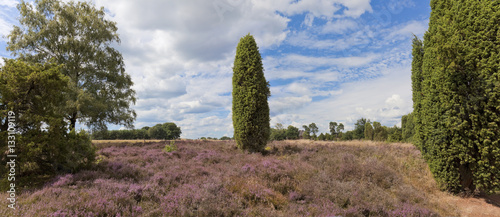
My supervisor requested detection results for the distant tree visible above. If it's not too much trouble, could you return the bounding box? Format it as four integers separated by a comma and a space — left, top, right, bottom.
337, 131, 343, 140
148, 124, 167, 140
285, 125, 300, 140
302, 125, 311, 140
136, 129, 149, 140
364, 122, 374, 140
401, 113, 415, 142
336, 123, 344, 140
337, 123, 344, 133
329, 122, 338, 135
162, 122, 182, 140
325, 133, 332, 141
275, 123, 285, 130
373, 122, 387, 141
232, 34, 270, 152
342, 130, 355, 141
270, 128, 286, 141
220, 136, 231, 140
354, 118, 369, 139
7, 0, 136, 131
317, 133, 326, 141
387, 125, 403, 143
309, 123, 319, 138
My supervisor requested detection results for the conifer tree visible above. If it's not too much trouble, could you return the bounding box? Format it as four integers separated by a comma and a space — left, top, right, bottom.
415, 0, 500, 193
232, 34, 270, 152
411, 36, 424, 149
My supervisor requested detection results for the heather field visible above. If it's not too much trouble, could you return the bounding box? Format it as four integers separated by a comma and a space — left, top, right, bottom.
3, 140, 497, 216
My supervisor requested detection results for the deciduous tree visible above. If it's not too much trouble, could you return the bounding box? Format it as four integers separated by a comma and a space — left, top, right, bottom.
7, 0, 136, 131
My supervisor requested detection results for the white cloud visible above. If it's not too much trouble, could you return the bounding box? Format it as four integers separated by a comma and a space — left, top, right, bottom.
0, 1, 18, 42
322, 19, 359, 34
270, 96, 312, 116
0, 0, 17, 7
286, 0, 372, 18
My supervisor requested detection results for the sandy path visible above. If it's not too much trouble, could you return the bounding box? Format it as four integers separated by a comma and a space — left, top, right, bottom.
444, 194, 500, 217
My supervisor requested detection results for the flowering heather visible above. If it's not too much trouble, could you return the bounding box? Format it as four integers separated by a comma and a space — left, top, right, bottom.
0, 140, 460, 216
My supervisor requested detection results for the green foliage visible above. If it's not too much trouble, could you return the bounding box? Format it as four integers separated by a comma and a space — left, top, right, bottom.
270, 124, 300, 141
285, 125, 300, 140
354, 118, 369, 140
92, 122, 181, 140
414, 0, 500, 193
148, 124, 167, 140
220, 136, 232, 140
329, 122, 338, 135
309, 123, 319, 138
341, 131, 355, 141
0, 59, 95, 189
387, 126, 403, 143
162, 122, 182, 139
270, 128, 286, 141
411, 36, 424, 150
402, 113, 415, 143
302, 125, 311, 139
372, 122, 387, 142
324, 133, 332, 141
364, 122, 374, 140
232, 34, 270, 152
7, 0, 136, 131
317, 133, 326, 141
163, 140, 177, 153
329, 122, 344, 140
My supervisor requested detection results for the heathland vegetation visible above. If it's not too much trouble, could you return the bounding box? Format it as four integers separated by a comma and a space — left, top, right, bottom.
0, 140, 464, 216
1, 0, 500, 215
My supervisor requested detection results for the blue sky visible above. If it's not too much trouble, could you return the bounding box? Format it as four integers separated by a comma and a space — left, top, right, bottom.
0, 0, 431, 139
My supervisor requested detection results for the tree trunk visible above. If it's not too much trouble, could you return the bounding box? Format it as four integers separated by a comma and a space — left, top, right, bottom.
69, 112, 77, 131
459, 163, 475, 194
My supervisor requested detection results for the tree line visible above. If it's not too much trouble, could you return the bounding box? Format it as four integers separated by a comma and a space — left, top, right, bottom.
270, 117, 415, 143
92, 123, 181, 140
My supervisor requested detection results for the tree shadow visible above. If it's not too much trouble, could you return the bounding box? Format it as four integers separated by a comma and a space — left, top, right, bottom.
479, 193, 500, 208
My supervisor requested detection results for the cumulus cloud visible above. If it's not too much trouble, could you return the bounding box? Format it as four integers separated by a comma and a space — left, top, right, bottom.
1, 0, 429, 139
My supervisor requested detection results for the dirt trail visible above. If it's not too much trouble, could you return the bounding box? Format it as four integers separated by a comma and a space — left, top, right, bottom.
443, 193, 500, 216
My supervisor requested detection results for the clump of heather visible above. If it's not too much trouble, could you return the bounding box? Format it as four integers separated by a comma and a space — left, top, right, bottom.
0, 140, 459, 216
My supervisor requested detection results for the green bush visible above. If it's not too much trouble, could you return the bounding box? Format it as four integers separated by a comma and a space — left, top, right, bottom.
163, 140, 177, 153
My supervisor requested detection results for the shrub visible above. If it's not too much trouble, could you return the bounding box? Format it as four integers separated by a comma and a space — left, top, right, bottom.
232, 34, 270, 152
163, 140, 178, 153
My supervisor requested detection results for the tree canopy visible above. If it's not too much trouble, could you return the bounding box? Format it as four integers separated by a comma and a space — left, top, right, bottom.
0, 59, 95, 189
7, 0, 136, 131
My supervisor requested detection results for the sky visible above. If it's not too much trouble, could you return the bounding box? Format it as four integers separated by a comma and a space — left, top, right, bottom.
0, 0, 431, 139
